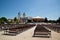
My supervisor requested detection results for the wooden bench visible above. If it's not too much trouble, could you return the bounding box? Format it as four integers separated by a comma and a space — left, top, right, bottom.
34, 24, 51, 37
3, 24, 35, 35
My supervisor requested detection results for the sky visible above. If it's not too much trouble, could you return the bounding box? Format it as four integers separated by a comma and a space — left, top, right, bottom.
0, 0, 60, 20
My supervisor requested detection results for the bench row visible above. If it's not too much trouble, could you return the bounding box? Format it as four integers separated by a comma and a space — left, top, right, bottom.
33, 24, 51, 37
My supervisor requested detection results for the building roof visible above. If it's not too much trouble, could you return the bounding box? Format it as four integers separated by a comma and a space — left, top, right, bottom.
33, 16, 43, 18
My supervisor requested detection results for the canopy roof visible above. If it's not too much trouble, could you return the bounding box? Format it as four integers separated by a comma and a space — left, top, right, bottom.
33, 16, 43, 18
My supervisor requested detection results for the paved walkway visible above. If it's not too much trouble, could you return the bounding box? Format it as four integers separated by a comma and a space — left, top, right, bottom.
0, 26, 60, 40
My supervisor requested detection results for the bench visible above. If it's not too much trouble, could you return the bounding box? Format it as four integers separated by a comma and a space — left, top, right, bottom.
34, 24, 51, 37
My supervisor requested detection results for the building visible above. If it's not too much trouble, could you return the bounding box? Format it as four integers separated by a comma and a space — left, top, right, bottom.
17, 12, 45, 23
18, 12, 22, 23
32, 16, 45, 22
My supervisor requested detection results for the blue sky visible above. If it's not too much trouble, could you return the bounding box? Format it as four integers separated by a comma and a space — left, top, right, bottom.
0, 0, 60, 20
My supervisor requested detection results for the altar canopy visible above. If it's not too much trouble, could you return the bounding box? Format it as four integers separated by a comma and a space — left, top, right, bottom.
32, 16, 45, 22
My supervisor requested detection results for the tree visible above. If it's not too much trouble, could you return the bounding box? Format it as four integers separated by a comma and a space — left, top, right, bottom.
57, 17, 60, 23
14, 17, 17, 22
0, 17, 8, 24
14, 17, 17, 21
44, 17, 48, 22
48, 20, 56, 23
0, 18, 1, 24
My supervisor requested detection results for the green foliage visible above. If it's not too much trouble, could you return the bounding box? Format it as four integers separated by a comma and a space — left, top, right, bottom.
14, 17, 18, 23
57, 17, 60, 23
0, 17, 8, 24
48, 20, 57, 23
14, 17, 17, 21
44, 17, 48, 22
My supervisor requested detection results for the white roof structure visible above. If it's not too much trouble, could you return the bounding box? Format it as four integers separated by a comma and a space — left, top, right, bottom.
33, 16, 43, 18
